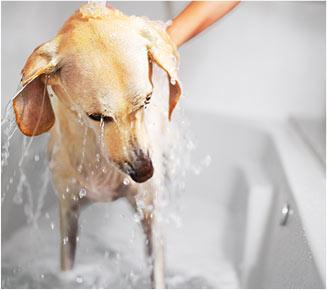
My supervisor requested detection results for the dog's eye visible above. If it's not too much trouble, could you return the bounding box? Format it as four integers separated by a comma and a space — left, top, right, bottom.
88, 113, 113, 123
144, 93, 152, 105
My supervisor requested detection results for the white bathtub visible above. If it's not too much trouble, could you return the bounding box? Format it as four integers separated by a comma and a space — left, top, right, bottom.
1, 110, 325, 288
164, 111, 325, 288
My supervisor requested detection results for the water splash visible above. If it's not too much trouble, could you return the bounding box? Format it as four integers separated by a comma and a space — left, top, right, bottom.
1, 57, 211, 290
87, 0, 107, 7
2, 83, 52, 224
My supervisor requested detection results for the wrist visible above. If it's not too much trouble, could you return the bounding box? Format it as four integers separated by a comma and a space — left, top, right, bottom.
166, 25, 177, 46
166, 21, 184, 48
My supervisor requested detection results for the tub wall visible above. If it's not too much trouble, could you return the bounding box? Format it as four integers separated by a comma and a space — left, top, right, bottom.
243, 141, 325, 288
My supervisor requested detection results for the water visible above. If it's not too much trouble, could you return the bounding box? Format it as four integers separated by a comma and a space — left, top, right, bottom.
2, 192, 236, 288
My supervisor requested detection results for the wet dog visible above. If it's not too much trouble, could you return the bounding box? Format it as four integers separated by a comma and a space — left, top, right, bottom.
12, 3, 181, 288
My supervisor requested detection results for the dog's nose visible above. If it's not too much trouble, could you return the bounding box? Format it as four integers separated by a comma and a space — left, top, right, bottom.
129, 155, 154, 183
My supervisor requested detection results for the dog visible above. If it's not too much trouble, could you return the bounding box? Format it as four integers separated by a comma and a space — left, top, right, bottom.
12, 3, 182, 288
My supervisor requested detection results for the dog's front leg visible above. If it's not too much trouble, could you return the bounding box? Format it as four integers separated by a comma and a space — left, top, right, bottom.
59, 197, 80, 271
141, 210, 165, 289
127, 193, 165, 289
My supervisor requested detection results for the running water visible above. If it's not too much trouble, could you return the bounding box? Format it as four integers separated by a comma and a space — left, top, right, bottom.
88, 0, 106, 6
1, 57, 215, 288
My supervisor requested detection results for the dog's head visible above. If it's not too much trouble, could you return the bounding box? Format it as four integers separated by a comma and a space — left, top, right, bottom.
13, 4, 181, 183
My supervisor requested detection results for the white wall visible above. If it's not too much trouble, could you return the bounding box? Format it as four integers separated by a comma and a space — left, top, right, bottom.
2, 1, 326, 121
172, 1, 326, 120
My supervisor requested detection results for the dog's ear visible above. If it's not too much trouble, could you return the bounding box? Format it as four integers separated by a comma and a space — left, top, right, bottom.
13, 38, 60, 136
141, 22, 182, 120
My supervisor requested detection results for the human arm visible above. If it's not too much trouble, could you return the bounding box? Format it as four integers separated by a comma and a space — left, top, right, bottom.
167, 1, 240, 47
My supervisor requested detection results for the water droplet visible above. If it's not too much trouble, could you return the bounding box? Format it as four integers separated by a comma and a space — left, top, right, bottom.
130, 230, 136, 243
136, 199, 145, 210
50, 222, 55, 230
65, 186, 70, 193
9, 177, 13, 184
34, 154, 40, 162
129, 271, 137, 282
79, 188, 87, 198
146, 205, 154, 212
187, 140, 195, 150
202, 155, 212, 167
45, 212, 50, 219
123, 178, 130, 185
96, 153, 100, 162
170, 213, 183, 228
13, 194, 23, 204
76, 275, 83, 284
63, 236, 69, 245
133, 213, 141, 223
76, 236, 80, 242
193, 167, 200, 175
104, 250, 109, 259
24, 204, 32, 217
40, 273, 45, 279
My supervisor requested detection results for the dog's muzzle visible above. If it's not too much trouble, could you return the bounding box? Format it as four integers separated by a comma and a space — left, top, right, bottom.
127, 152, 154, 183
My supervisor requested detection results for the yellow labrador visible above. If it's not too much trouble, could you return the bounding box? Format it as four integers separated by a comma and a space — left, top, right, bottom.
12, 3, 181, 288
